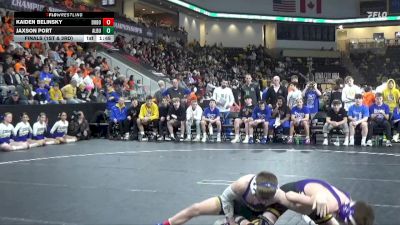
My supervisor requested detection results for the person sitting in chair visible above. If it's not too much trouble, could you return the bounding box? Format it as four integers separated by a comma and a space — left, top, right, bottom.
367, 92, 392, 147
201, 99, 221, 143
109, 97, 129, 140
288, 98, 310, 144
137, 95, 159, 141
166, 98, 186, 141
322, 100, 349, 146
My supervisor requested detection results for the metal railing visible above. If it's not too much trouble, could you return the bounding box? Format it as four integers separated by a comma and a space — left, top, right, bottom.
349, 38, 400, 49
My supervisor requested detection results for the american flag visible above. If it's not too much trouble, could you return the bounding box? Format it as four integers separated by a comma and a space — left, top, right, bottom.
273, 0, 296, 12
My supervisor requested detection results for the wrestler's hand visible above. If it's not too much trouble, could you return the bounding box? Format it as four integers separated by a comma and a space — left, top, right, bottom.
312, 193, 329, 218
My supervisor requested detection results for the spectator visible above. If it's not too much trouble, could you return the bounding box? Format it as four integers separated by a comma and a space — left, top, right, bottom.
322, 100, 349, 146
39, 65, 54, 87
17, 77, 34, 104
362, 86, 375, 108
263, 76, 287, 107
329, 78, 343, 108
391, 99, 400, 142
201, 99, 221, 143
231, 96, 254, 144
126, 97, 141, 140
61, 80, 83, 104
287, 82, 302, 109
137, 95, 159, 141
303, 81, 321, 119
158, 97, 170, 141
164, 78, 190, 100
348, 94, 369, 146
68, 111, 91, 141
249, 101, 272, 144
185, 100, 203, 142
71, 69, 84, 87
240, 74, 260, 106
49, 83, 66, 104
154, 80, 166, 104
288, 75, 298, 93
3, 91, 26, 105
35, 80, 51, 104
109, 97, 130, 140
212, 79, 234, 125
15, 67, 26, 85
269, 96, 290, 140
4, 66, 17, 86
342, 76, 361, 111
288, 98, 311, 144
14, 57, 27, 75
106, 85, 120, 113
367, 93, 392, 147
166, 97, 186, 141
382, 79, 399, 112
0, 63, 15, 98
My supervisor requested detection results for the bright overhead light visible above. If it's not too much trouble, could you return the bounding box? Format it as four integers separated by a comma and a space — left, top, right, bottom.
338, 25, 343, 29
142, 8, 146, 11
152, 11, 155, 13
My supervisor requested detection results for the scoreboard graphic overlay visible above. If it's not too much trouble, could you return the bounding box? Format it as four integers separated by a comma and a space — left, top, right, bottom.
14, 12, 114, 42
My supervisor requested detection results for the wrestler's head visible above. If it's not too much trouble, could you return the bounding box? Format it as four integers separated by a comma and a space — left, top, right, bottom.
251, 171, 278, 200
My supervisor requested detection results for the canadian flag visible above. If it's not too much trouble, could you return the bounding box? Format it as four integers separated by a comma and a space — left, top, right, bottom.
300, 0, 322, 14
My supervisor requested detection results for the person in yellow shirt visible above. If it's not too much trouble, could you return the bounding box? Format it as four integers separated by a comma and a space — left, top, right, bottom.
61, 80, 84, 104
382, 79, 400, 112
49, 83, 66, 104
137, 95, 159, 141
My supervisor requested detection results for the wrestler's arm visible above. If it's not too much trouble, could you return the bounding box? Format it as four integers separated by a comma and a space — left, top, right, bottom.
276, 190, 313, 215
286, 191, 335, 218
221, 175, 253, 224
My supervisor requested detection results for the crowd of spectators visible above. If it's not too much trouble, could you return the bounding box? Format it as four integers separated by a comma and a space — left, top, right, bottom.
350, 46, 400, 86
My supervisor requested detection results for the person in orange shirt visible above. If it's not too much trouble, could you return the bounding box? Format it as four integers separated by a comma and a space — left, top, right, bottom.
67, 64, 78, 77
14, 57, 27, 74
3, 21, 13, 47
92, 71, 103, 90
362, 86, 375, 107
66, 46, 74, 57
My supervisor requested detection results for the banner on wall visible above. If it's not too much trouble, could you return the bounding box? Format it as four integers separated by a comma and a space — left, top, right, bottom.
314, 71, 340, 83
313, 65, 346, 83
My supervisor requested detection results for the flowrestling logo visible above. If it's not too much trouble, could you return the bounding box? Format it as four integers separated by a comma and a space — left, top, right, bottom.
367, 11, 388, 18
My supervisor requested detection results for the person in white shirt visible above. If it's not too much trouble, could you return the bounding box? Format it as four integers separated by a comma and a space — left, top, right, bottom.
71, 70, 84, 87
212, 79, 234, 120
342, 76, 362, 111
212, 79, 235, 135
50, 112, 77, 143
287, 82, 302, 109
13, 113, 44, 148
33, 112, 59, 145
0, 112, 29, 151
185, 100, 203, 142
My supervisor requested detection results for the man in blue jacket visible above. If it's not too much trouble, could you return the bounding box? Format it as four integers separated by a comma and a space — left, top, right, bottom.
109, 97, 129, 140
